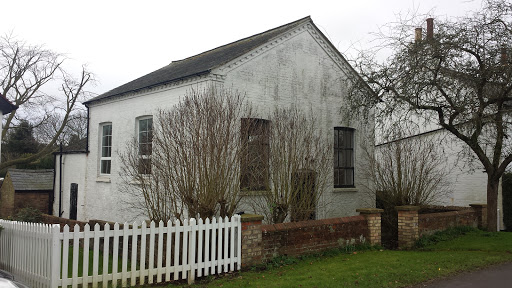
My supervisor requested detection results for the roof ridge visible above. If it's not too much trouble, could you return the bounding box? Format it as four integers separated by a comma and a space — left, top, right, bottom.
84, 16, 313, 104
171, 16, 311, 64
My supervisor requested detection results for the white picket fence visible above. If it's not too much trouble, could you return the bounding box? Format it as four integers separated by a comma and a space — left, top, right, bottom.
0, 216, 242, 288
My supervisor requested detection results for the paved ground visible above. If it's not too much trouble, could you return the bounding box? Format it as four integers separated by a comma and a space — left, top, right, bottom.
411, 262, 512, 288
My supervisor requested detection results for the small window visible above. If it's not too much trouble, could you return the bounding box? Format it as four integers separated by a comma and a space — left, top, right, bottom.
138, 117, 153, 174
334, 127, 354, 187
100, 123, 112, 175
241, 118, 270, 190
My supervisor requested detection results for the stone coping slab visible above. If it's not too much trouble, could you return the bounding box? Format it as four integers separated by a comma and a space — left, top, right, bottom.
240, 214, 264, 222
396, 205, 421, 211
356, 208, 384, 214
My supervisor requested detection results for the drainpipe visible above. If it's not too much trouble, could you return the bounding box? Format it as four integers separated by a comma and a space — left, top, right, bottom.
85, 105, 90, 153
59, 142, 63, 217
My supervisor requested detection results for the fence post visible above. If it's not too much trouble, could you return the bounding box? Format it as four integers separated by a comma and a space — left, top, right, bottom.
49, 224, 61, 288
356, 208, 384, 246
240, 214, 263, 268
469, 204, 488, 229
396, 205, 420, 249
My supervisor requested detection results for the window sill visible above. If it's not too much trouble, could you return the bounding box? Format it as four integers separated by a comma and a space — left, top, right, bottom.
129, 176, 151, 185
333, 187, 357, 193
96, 176, 111, 183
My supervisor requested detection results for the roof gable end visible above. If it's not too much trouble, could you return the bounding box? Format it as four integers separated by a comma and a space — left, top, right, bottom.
84, 16, 312, 105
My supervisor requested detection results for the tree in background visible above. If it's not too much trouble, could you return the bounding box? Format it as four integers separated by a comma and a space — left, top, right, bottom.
347, 0, 512, 231
360, 129, 452, 246
0, 34, 94, 169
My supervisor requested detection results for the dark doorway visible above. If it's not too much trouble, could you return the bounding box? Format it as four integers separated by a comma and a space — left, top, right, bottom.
70, 183, 78, 220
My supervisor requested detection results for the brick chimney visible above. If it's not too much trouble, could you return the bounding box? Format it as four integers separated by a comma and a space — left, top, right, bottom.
415, 28, 422, 42
426, 18, 434, 40
501, 46, 508, 65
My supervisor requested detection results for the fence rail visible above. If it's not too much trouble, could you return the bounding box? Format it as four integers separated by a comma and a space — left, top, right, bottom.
0, 216, 241, 288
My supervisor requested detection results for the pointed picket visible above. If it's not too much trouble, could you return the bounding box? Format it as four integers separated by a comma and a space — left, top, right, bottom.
165, 219, 173, 282
61, 225, 70, 288
173, 219, 181, 281
92, 223, 101, 288
121, 222, 130, 287
72, 224, 80, 288
148, 221, 156, 284
157, 220, 164, 282
103, 223, 111, 287
130, 221, 138, 287
112, 223, 120, 286
83, 224, 91, 287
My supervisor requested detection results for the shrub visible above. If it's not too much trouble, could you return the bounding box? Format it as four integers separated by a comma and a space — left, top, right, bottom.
12, 207, 43, 223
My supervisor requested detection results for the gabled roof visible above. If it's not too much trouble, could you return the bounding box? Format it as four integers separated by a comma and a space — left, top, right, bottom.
84, 16, 312, 105
8, 169, 54, 191
0, 93, 17, 115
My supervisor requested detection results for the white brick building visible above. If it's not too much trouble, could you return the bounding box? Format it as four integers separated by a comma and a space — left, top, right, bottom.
377, 129, 505, 230
53, 17, 375, 223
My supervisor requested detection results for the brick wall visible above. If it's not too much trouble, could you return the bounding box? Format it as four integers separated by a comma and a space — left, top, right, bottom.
419, 208, 478, 237
261, 215, 369, 261
15, 191, 51, 215
395, 204, 487, 249
41, 214, 88, 232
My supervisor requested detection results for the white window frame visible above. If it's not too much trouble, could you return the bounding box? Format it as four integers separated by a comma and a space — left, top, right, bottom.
100, 123, 112, 175
137, 116, 153, 174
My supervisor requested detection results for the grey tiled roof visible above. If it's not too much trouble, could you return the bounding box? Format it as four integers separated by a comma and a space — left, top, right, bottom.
84, 16, 312, 105
8, 169, 54, 191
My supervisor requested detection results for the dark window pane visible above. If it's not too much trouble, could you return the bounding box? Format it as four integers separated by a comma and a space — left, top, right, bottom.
334, 127, 355, 187
101, 160, 111, 174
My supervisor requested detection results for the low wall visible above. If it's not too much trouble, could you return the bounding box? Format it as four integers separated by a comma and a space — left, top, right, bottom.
396, 204, 487, 249
240, 208, 383, 267
419, 208, 478, 237
261, 216, 368, 261
41, 214, 87, 232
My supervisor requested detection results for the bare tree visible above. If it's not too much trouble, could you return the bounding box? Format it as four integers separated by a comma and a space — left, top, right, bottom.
248, 107, 332, 224
359, 129, 452, 247
119, 86, 254, 222
0, 34, 94, 169
347, 0, 512, 231
367, 133, 452, 208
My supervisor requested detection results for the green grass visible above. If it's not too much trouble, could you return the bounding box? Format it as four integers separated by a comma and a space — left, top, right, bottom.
156, 228, 512, 288
64, 246, 127, 278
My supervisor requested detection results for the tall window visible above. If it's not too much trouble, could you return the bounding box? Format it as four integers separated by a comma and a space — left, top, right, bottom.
334, 127, 354, 187
241, 118, 270, 190
100, 124, 112, 175
138, 117, 153, 174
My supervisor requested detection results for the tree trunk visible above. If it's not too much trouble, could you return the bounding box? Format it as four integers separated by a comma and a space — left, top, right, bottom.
487, 177, 499, 232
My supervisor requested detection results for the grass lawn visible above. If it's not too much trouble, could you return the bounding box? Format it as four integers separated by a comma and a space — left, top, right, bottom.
157, 228, 512, 288
64, 246, 127, 278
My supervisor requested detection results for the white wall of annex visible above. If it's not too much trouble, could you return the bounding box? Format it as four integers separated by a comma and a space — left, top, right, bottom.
53, 153, 87, 220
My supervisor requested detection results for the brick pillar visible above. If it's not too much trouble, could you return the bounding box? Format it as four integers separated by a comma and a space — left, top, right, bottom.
469, 204, 487, 229
396, 205, 420, 249
240, 214, 264, 267
356, 208, 384, 246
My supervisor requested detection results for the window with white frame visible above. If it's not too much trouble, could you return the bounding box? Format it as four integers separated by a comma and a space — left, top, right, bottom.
138, 116, 153, 174
100, 123, 112, 175
334, 127, 354, 187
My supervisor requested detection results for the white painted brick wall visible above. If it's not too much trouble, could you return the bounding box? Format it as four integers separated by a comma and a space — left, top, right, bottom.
58, 27, 375, 223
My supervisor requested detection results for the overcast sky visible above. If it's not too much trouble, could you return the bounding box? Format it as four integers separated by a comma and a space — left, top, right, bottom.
1, 0, 484, 98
